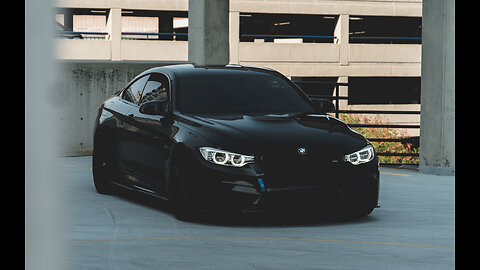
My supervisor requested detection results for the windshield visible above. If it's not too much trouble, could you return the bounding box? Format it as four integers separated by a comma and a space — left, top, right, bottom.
175, 71, 315, 114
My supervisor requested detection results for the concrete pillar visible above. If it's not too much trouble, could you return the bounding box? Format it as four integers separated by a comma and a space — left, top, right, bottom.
159, 14, 173, 40
334, 16, 349, 112
419, 0, 455, 175
337, 76, 348, 110
26, 0, 63, 269
188, 0, 229, 66
107, 8, 122, 61
63, 9, 73, 30
229, 11, 240, 64
334, 14, 349, 66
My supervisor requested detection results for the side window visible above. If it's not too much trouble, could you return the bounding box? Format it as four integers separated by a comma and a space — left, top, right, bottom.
122, 75, 150, 105
140, 73, 169, 105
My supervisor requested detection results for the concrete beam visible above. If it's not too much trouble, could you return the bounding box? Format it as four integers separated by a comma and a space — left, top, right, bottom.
188, 0, 229, 65
419, 0, 455, 175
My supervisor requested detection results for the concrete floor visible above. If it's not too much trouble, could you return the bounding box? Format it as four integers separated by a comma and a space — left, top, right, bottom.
60, 156, 454, 270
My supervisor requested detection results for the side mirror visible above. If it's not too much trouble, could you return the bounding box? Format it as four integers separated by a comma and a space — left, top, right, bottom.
139, 100, 169, 116
311, 99, 336, 114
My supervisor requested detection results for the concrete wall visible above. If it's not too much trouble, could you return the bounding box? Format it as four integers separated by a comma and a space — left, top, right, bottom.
56, 39, 188, 62
56, 61, 169, 156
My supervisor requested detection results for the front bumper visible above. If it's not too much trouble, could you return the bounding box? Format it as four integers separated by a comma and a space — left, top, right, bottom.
185, 152, 379, 212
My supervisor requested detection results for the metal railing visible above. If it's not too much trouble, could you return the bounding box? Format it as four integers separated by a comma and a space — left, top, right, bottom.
294, 81, 420, 167
121, 32, 188, 40
240, 34, 337, 43
55, 30, 108, 39
349, 36, 422, 44
240, 34, 421, 44
54, 31, 188, 40
57, 31, 421, 44
57, 30, 108, 35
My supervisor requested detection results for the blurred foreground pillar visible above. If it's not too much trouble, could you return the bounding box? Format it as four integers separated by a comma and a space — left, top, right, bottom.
419, 0, 455, 175
188, 0, 230, 65
25, 0, 63, 269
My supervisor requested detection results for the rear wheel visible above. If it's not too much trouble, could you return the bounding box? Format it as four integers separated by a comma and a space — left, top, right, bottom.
92, 134, 115, 195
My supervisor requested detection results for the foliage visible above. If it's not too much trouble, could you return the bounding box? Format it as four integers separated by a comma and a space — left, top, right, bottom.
337, 113, 419, 164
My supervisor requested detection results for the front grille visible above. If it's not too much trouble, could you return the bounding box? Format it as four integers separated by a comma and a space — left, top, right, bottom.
258, 150, 346, 188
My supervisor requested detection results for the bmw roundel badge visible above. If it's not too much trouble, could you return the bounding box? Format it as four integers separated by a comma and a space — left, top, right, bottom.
297, 147, 307, 155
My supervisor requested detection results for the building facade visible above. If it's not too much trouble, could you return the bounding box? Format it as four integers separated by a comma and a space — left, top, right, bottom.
55, 0, 422, 138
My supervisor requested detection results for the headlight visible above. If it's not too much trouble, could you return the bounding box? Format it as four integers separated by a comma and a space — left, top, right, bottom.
199, 147, 255, 167
344, 145, 375, 165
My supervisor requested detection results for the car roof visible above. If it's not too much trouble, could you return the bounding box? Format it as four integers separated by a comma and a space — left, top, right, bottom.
137, 64, 280, 79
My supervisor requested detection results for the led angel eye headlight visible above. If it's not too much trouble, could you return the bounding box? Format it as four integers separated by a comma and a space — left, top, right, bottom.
344, 145, 375, 165
231, 154, 245, 166
199, 147, 254, 167
212, 152, 228, 164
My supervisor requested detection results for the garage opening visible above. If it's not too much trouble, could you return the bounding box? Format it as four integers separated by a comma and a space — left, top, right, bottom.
240, 13, 338, 43
121, 10, 188, 41
348, 77, 421, 105
349, 16, 422, 44
291, 77, 339, 98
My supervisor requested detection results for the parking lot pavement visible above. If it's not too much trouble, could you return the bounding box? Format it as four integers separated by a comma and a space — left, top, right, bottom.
59, 156, 454, 270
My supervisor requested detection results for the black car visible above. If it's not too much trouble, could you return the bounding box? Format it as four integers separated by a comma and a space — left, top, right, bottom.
93, 64, 379, 220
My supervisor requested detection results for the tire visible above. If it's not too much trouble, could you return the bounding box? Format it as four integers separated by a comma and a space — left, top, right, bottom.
92, 134, 114, 195
339, 181, 378, 220
170, 162, 199, 221
345, 205, 374, 219
337, 202, 375, 220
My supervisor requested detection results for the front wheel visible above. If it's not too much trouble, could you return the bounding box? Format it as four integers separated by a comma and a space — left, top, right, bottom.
170, 162, 200, 221
342, 205, 375, 219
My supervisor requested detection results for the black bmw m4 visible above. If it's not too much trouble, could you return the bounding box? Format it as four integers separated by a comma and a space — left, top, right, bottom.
93, 64, 379, 220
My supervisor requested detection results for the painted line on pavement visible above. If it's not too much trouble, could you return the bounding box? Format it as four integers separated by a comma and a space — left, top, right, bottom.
71, 235, 454, 250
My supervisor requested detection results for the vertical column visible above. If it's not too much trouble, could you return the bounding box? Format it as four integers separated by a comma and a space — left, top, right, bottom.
334, 14, 349, 66
63, 9, 73, 31
229, 11, 240, 64
26, 0, 63, 269
158, 13, 173, 41
188, 0, 230, 66
107, 8, 122, 61
334, 15, 349, 114
337, 76, 348, 111
419, 0, 455, 175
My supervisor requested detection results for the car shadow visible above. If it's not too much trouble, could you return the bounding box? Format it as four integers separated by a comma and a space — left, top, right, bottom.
194, 210, 378, 228
109, 185, 378, 228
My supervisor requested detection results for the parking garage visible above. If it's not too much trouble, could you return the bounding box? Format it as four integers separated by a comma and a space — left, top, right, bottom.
26, 0, 454, 269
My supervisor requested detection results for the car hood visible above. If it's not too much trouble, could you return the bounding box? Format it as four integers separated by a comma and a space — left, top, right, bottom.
178, 113, 368, 157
